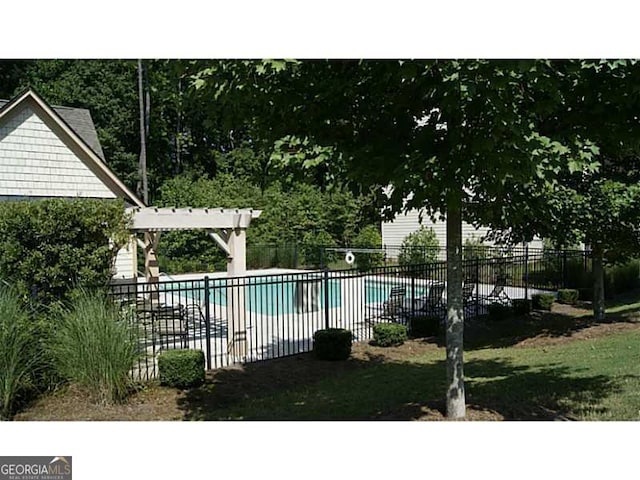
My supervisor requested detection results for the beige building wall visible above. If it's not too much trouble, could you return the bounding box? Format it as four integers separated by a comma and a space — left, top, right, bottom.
0, 104, 115, 198
382, 208, 543, 257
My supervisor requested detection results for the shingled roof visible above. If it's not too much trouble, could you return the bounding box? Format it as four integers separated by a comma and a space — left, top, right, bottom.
0, 98, 106, 161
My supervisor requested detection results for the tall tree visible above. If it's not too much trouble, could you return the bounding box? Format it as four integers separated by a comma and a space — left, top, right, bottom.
137, 59, 149, 205
192, 59, 592, 417
485, 60, 640, 321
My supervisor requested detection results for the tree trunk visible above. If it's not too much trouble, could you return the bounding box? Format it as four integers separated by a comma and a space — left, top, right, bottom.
446, 192, 466, 419
592, 245, 605, 322
137, 59, 149, 205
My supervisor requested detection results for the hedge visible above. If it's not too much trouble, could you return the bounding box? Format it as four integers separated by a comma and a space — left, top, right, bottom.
158, 349, 205, 389
0, 198, 130, 306
313, 328, 352, 360
532, 293, 555, 310
372, 323, 408, 347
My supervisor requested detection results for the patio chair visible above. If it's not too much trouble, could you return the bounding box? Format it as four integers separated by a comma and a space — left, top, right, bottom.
462, 282, 476, 306
366, 286, 407, 324
482, 275, 510, 305
413, 282, 446, 317
153, 305, 189, 350
380, 286, 407, 322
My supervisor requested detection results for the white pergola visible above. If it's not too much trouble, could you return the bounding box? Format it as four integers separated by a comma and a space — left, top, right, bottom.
127, 207, 262, 358
127, 207, 261, 281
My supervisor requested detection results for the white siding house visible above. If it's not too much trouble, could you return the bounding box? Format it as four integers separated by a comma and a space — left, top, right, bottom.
0, 89, 145, 279
382, 208, 543, 257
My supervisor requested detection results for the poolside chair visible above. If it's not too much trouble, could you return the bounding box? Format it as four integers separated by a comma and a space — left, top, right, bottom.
413, 282, 446, 317
462, 282, 476, 306
153, 305, 189, 350
380, 286, 407, 322
482, 275, 510, 305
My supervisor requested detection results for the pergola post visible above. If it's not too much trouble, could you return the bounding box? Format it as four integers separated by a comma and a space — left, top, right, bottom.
144, 232, 161, 300
227, 228, 248, 359
127, 207, 261, 364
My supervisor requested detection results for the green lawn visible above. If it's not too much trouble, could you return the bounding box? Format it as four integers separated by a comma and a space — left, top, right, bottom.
179, 322, 640, 421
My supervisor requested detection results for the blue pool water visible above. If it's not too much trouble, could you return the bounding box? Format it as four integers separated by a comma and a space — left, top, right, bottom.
163, 276, 340, 315
163, 276, 430, 315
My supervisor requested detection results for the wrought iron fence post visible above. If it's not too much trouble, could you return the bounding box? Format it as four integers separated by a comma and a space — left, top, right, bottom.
204, 276, 212, 370
562, 249, 568, 288
524, 244, 529, 300
411, 273, 416, 321
324, 269, 330, 329
475, 258, 479, 319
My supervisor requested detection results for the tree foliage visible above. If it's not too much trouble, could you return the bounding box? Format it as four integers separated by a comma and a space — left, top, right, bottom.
155, 174, 371, 273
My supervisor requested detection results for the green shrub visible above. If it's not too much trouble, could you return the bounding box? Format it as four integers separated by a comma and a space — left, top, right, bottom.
300, 230, 337, 267
606, 260, 640, 295
50, 290, 138, 404
0, 198, 130, 306
512, 299, 532, 315
353, 225, 384, 271
577, 287, 593, 301
463, 236, 489, 261
409, 315, 441, 338
398, 226, 440, 267
313, 328, 353, 360
557, 289, 579, 305
158, 349, 205, 389
532, 293, 555, 311
0, 287, 41, 419
372, 323, 408, 347
487, 303, 513, 321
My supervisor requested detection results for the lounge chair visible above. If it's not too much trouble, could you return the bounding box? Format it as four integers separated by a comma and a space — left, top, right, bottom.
381, 286, 407, 322
366, 285, 407, 324
462, 282, 476, 306
153, 305, 189, 350
481, 275, 510, 305
412, 282, 446, 317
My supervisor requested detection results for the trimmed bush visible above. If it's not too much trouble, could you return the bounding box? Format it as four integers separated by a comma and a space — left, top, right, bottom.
313, 328, 352, 360
158, 349, 205, 389
0, 198, 130, 307
50, 290, 138, 404
512, 299, 532, 316
557, 289, 579, 305
372, 323, 408, 347
409, 315, 441, 338
577, 287, 593, 301
532, 293, 555, 311
0, 287, 41, 419
487, 303, 513, 321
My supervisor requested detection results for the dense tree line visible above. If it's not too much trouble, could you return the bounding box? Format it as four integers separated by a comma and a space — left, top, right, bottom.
0, 59, 382, 252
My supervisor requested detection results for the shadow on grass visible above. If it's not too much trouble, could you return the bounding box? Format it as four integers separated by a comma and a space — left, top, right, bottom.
177, 354, 621, 421
460, 307, 640, 350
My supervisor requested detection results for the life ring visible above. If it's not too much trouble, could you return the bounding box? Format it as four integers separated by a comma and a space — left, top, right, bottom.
345, 251, 355, 265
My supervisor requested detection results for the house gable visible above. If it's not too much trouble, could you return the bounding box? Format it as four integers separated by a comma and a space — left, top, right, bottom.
0, 103, 117, 198
0, 89, 144, 206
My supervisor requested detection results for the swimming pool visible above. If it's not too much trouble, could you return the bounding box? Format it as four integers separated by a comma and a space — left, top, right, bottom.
162, 275, 432, 316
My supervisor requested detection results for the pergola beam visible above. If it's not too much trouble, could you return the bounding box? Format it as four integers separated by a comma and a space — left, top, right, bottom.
127, 207, 261, 231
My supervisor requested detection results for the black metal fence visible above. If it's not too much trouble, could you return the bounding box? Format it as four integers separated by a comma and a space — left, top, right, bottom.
109, 248, 590, 380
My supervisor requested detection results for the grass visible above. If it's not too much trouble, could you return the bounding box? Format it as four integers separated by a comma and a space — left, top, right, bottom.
0, 287, 40, 419
174, 326, 640, 421
16, 294, 640, 421
50, 289, 139, 404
